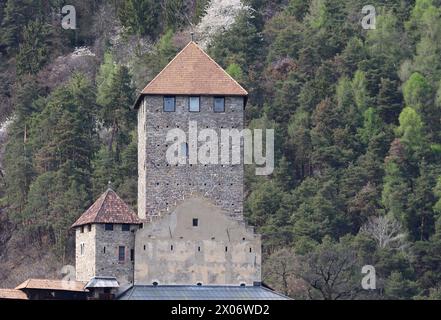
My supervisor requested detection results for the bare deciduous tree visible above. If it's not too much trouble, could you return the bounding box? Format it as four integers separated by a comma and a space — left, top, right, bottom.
263, 247, 308, 298
298, 240, 361, 300
360, 215, 407, 249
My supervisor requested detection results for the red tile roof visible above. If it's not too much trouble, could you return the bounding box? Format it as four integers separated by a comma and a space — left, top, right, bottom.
71, 189, 141, 228
15, 279, 87, 292
0, 289, 28, 300
134, 41, 247, 108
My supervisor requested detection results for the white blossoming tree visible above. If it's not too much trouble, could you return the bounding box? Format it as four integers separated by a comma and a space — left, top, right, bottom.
195, 0, 252, 48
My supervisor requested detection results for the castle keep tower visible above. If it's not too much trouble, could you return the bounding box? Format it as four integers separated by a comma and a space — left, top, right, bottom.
133, 41, 248, 221
70, 41, 265, 291
71, 189, 142, 285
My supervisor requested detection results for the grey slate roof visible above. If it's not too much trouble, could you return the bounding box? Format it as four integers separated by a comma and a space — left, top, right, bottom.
118, 285, 290, 300
85, 277, 119, 289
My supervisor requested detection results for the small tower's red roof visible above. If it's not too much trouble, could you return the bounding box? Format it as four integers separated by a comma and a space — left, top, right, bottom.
71, 189, 141, 228
134, 41, 247, 108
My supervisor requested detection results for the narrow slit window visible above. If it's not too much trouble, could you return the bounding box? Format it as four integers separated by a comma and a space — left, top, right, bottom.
164, 96, 176, 112
189, 96, 200, 112
130, 249, 134, 262
192, 218, 199, 227
180, 142, 189, 159
118, 246, 125, 262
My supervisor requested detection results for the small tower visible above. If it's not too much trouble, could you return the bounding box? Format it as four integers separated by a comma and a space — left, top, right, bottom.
71, 189, 142, 285
133, 41, 248, 221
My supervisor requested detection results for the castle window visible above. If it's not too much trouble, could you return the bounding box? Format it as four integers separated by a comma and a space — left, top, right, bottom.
80, 226, 84, 233
189, 96, 200, 112
225, 246, 228, 252
105, 223, 113, 231
192, 218, 199, 227
103, 246, 106, 253
214, 97, 225, 113
171, 245, 174, 251
180, 142, 189, 160
87, 224, 91, 232
130, 249, 134, 262
118, 246, 125, 262
80, 243, 85, 256
249, 248, 252, 253
122, 224, 130, 232
163, 96, 175, 112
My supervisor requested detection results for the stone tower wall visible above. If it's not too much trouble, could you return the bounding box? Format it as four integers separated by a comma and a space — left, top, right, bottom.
137, 95, 245, 220
75, 224, 137, 285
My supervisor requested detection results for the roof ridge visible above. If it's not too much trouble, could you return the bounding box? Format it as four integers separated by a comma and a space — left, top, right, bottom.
141, 41, 194, 93
110, 189, 139, 219
136, 41, 248, 100
191, 42, 248, 95
94, 188, 113, 220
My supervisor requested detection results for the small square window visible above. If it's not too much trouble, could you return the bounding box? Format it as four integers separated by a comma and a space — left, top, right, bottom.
122, 224, 130, 232
189, 96, 200, 112
214, 97, 225, 113
192, 218, 199, 227
164, 96, 176, 112
105, 224, 113, 231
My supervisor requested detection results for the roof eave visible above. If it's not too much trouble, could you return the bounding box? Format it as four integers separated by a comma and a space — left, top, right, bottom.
133, 92, 249, 110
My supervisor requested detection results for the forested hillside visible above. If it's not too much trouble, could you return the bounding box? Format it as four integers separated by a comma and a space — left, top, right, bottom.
1, 0, 441, 299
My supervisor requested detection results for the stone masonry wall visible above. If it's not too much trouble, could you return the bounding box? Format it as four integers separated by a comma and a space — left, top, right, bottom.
138, 95, 245, 220
137, 101, 147, 220
94, 223, 138, 285
75, 225, 96, 282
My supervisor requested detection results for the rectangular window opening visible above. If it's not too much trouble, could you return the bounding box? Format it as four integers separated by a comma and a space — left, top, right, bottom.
192, 218, 199, 227
118, 246, 125, 262
105, 223, 113, 231
189, 96, 200, 112
122, 224, 130, 232
164, 96, 176, 112
214, 97, 225, 113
